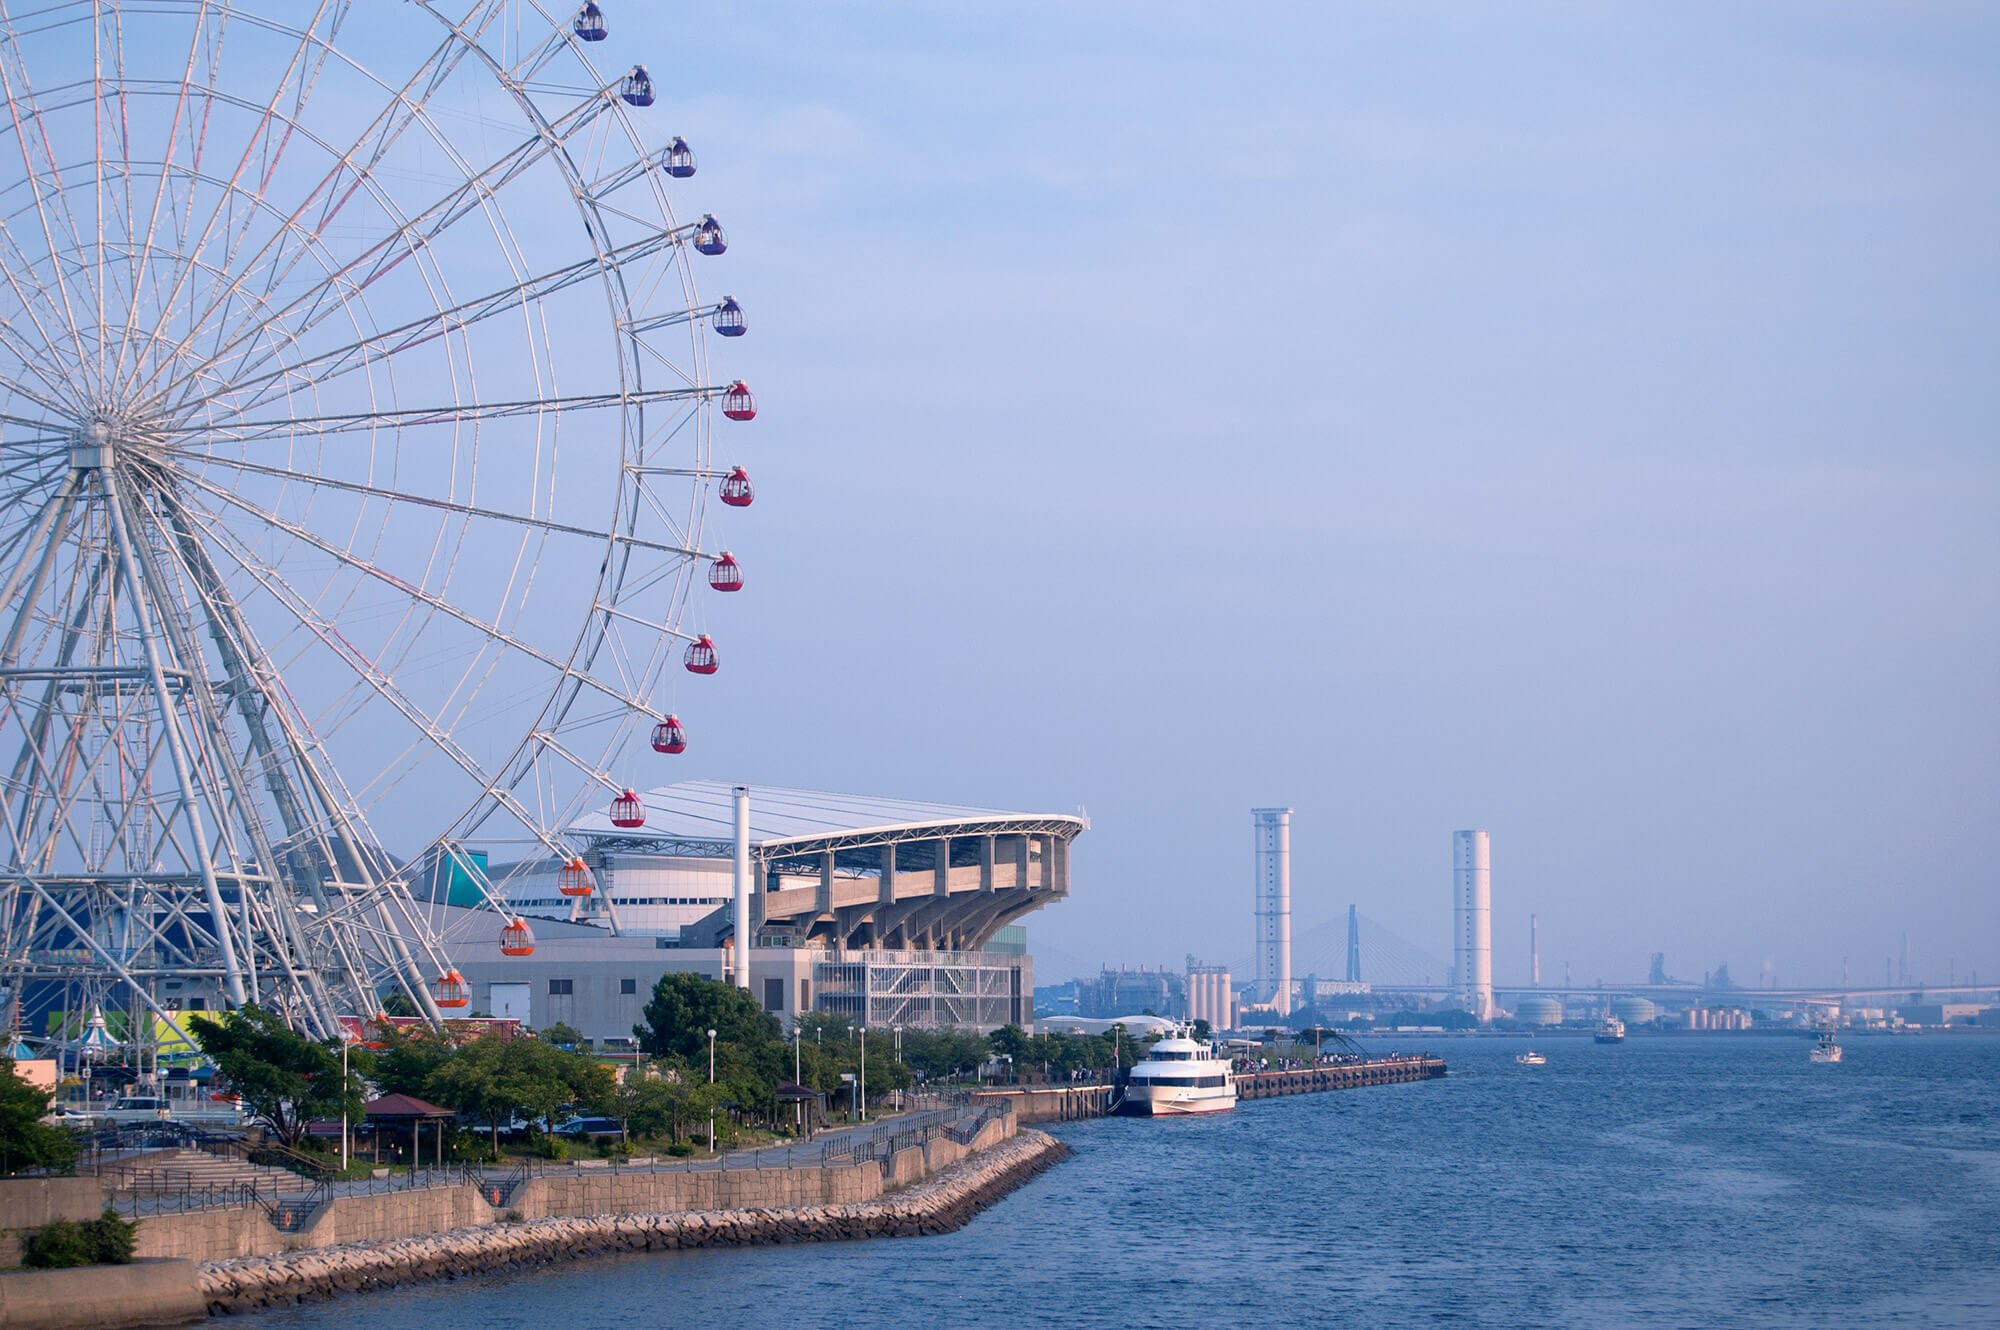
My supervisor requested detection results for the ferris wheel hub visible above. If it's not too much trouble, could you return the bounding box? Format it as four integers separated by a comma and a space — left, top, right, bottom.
71, 418, 115, 470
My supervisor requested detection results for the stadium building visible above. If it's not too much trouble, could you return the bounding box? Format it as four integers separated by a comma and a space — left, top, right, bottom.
439, 782, 1083, 1044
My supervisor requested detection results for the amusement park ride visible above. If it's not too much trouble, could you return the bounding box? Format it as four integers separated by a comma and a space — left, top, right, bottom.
0, 1, 754, 1055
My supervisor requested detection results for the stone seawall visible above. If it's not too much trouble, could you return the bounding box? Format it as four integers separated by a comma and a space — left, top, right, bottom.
198, 1130, 1069, 1315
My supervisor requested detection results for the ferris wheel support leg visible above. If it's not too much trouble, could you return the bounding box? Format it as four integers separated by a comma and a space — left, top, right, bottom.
1, 548, 113, 853
0, 473, 79, 668
97, 469, 247, 1009
150, 488, 384, 1029
0, 484, 71, 631
18, 877, 191, 1044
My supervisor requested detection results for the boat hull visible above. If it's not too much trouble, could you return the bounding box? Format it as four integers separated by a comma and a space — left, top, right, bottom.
1119, 1090, 1237, 1116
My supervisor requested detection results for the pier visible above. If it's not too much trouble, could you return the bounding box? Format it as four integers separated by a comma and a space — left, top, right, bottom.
971, 1055, 1446, 1121
1232, 1055, 1446, 1099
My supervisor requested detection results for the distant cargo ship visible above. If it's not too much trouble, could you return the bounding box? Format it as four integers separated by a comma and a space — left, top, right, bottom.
1595, 1014, 1626, 1044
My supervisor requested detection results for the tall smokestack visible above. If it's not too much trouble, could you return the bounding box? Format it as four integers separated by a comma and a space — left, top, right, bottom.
1531, 912, 1540, 987
1453, 830, 1493, 1021
1253, 809, 1292, 1016
1345, 904, 1361, 984
732, 785, 752, 990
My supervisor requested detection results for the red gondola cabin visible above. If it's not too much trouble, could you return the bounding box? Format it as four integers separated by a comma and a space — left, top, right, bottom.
651, 716, 687, 753
719, 467, 754, 507
432, 970, 469, 1009
684, 634, 718, 674
721, 381, 756, 421
709, 552, 743, 592
610, 789, 646, 828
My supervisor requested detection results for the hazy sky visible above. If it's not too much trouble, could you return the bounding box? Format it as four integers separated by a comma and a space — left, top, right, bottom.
617, 3, 1997, 987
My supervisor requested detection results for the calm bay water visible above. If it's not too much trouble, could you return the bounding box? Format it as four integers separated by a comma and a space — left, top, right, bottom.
249, 1035, 2000, 1328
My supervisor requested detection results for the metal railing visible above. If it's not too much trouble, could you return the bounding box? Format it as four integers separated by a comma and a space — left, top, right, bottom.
98, 1102, 1010, 1218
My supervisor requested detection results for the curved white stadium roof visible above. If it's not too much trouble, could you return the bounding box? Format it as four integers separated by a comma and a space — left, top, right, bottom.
567, 779, 1087, 852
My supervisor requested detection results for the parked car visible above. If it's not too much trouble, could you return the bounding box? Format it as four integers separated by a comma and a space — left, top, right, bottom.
553, 1116, 624, 1139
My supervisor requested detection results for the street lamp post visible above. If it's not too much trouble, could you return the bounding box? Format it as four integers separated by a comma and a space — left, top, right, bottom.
858, 1026, 866, 1123
707, 1027, 717, 1154
793, 1023, 803, 1137
340, 1035, 350, 1171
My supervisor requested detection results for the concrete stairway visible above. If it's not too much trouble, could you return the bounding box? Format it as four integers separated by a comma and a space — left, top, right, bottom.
108, 1148, 315, 1197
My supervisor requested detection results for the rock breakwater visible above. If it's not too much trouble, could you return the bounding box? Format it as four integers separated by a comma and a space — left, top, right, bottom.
199, 1130, 1069, 1314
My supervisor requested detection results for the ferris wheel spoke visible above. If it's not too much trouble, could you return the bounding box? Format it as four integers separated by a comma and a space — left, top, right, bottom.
0, 76, 93, 390
0, 231, 88, 407
140, 10, 517, 409
167, 501, 585, 866
165, 463, 677, 724
104, 5, 209, 394
120, 0, 357, 405
0, 16, 99, 319
0, 317, 81, 419
178, 222, 687, 422
160, 113, 652, 418
167, 380, 733, 445
162, 447, 705, 559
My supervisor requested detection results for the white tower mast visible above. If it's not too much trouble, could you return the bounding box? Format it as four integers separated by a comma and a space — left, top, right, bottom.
733, 786, 752, 990
1253, 809, 1292, 1016
1453, 830, 1493, 1021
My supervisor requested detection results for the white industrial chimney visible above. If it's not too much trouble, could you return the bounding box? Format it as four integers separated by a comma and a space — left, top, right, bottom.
1253, 808, 1292, 1016
732, 785, 752, 990
1453, 830, 1493, 1021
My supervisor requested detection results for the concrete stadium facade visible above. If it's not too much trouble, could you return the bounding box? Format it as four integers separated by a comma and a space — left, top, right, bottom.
438, 783, 1084, 1041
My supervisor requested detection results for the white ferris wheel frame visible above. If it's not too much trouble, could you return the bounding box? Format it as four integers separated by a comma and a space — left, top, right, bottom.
0, 0, 751, 1041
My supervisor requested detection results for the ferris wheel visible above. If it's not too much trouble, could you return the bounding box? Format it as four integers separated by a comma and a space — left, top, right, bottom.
0, 0, 756, 1042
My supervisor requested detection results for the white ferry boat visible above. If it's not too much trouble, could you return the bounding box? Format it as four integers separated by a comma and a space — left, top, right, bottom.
1119, 1027, 1236, 1116
1515, 1049, 1547, 1066
1594, 1014, 1626, 1044
1809, 1030, 1843, 1064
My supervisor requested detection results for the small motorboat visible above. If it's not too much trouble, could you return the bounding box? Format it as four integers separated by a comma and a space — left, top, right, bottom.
1809, 1030, 1843, 1064
1515, 1050, 1547, 1066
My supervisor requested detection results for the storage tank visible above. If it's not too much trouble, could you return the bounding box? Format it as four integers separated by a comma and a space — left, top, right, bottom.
1516, 995, 1564, 1027
1610, 996, 1658, 1026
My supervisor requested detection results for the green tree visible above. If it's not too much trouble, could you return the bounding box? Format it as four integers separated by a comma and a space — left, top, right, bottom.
379, 991, 421, 1019
423, 1034, 521, 1158
188, 1008, 361, 1150
637, 973, 788, 1120
989, 1024, 1032, 1060
1, 1057, 76, 1176
537, 1022, 587, 1050
636, 972, 779, 1062
366, 1024, 453, 1099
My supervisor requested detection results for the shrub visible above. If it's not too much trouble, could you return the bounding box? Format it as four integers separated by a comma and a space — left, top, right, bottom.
665, 1141, 694, 1157
26, 1208, 141, 1267
85, 1208, 139, 1263
22, 1219, 93, 1268
502, 1209, 524, 1225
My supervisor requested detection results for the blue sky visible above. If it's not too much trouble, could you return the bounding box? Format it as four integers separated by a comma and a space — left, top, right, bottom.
616, 3, 1997, 987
